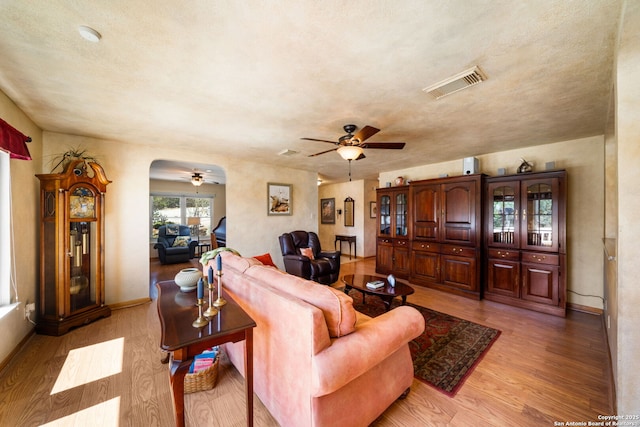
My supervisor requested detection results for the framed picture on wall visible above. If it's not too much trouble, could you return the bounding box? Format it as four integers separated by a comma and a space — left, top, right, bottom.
267, 183, 292, 215
370, 201, 377, 218
321, 198, 335, 224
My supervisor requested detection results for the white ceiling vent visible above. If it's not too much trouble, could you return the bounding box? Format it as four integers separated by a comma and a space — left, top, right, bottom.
423, 66, 487, 99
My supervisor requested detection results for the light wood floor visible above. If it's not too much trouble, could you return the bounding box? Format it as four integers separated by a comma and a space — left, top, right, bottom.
0, 257, 614, 426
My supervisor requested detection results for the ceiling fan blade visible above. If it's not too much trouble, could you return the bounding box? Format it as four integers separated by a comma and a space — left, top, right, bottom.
355, 153, 366, 161
308, 147, 339, 157
353, 125, 380, 143
301, 137, 337, 144
362, 142, 406, 149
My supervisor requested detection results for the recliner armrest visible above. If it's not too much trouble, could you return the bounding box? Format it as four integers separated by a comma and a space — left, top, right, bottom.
318, 250, 340, 260
282, 254, 312, 279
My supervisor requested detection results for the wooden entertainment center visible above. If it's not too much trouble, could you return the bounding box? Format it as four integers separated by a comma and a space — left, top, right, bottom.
376, 170, 567, 316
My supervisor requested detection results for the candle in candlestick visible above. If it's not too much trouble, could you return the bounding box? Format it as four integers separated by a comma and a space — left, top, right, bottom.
217, 273, 222, 300
197, 277, 204, 299
208, 266, 213, 284
216, 254, 222, 272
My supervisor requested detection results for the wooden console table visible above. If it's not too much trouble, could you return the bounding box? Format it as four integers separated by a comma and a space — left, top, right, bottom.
156, 280, 256, 427
335, 235, 357, 259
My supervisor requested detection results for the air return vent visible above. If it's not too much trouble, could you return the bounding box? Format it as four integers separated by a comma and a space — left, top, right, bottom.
423, 66, 487, 99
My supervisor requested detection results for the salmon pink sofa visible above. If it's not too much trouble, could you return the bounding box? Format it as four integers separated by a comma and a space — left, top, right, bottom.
205, 251, 425, 427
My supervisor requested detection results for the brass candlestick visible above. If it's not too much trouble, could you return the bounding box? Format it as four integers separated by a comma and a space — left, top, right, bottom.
213, 271, 227, 307
192, 298, 209, 328
204, 282, 218, 317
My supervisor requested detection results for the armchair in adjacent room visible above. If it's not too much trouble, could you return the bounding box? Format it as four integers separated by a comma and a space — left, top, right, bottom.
278, 230, 340, 285
154, 224, 198, 264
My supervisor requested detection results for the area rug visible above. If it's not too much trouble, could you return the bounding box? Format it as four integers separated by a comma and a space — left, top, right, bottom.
348, 290, 501, 397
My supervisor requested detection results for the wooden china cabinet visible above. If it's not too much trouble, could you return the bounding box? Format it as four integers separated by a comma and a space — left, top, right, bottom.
409, 174, 484, 299
376, 185, 410, 278
484, 170, 566, 316
36, 160, 111, 335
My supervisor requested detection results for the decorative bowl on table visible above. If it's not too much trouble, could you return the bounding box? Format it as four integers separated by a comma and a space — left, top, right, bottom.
174, 268, 201, 292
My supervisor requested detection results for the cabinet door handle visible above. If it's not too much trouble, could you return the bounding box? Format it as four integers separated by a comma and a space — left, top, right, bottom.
533, 255, 546, 261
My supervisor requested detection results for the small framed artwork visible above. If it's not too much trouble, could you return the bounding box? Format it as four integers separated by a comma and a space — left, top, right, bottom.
370, 201, 377, 218
267, 183, 292, 215
321, 198, 335, 224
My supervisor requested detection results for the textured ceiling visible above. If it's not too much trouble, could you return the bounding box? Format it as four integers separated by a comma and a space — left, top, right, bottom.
0, 1, 621, 183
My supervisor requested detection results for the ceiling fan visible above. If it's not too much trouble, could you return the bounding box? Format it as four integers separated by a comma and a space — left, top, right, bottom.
179, 170, 220, 186
302, 124, 405, 161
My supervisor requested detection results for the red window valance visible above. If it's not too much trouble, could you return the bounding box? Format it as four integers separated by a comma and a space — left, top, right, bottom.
0, 117, 32, 160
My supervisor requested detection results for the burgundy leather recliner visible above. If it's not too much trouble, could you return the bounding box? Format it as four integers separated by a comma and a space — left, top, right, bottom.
278, 231, 340, 285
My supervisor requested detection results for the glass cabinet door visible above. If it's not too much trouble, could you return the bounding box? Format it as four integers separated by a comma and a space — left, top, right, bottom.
379, 194, 391, 235
488, 182, 519, 247
522, 178, 559, 252
395, 192, 408, 236
69, 220, 97, 313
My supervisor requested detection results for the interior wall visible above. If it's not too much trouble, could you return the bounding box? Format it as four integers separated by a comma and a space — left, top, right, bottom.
380, 135, 605, 310
317, 179, 379, 259
148, 178, 226, 259
0, 89, 42, 365
604, 84, 618, 394
41, 132, 318, 304
615, 0, 640, 412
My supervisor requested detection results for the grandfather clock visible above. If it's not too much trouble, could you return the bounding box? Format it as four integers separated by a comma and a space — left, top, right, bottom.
36, 159, 111, 335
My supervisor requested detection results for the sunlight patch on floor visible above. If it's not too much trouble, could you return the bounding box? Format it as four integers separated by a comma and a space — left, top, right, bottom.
51, 337, 124, 394
39, 396, 120, 427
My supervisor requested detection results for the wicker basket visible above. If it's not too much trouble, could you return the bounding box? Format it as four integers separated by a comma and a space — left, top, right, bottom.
184, 356, 219, 394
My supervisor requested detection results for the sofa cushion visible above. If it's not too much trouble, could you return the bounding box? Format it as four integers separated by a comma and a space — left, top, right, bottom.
218, 250, 262, 274
245, 264, 356, 338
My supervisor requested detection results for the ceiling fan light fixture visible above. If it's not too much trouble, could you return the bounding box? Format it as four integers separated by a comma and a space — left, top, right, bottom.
191, 173, 204, 186
337, 145, 364, 161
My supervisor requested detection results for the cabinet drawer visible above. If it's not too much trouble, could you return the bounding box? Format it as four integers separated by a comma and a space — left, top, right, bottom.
394, 239, 409, 248
488, 248, 519, 261
412, 241, 440, 253
521, 252, 559, 266
377, 237, 393, 246
441, 244, 476, 258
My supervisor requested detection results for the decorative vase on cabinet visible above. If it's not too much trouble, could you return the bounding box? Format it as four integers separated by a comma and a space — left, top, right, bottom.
36, 159, 112, 335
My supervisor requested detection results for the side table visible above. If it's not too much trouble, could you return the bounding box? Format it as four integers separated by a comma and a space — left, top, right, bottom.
156, 281, 256, 427
335, 235, 356, 259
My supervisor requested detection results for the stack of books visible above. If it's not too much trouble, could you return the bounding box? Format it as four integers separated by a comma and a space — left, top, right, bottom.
366, 280, 385, 290
189, 347, 219, 374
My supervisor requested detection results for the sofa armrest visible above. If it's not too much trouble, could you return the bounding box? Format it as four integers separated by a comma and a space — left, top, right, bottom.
311, 306, 425, 397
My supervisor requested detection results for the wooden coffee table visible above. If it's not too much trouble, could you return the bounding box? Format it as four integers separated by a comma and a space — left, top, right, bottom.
342, 274, 414, 311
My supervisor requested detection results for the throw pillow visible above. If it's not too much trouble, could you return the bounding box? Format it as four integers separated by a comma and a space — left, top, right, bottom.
253, 253, 277, 268
172, 236, 190, 247
299, 247, 314, 260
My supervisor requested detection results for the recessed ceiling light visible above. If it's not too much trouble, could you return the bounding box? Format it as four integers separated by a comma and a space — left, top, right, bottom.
78, 25, 101, 43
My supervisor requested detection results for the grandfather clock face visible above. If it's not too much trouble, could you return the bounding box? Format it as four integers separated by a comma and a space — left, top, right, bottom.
69, 186, 96, 219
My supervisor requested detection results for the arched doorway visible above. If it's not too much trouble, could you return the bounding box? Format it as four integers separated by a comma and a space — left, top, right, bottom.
148, 160, 226, 296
